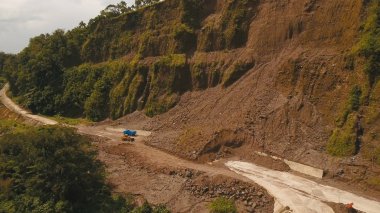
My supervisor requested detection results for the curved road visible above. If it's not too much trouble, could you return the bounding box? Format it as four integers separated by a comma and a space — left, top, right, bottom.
0, 84, 57, 125
226, 161, 380, 213
1, 84, 380, 213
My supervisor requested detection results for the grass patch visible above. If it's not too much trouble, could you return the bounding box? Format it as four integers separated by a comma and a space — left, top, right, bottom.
337, 86, 362, 127
344, 54, 355, 70
145, 94, 179, 117
363, 144, 380, 165
209, 197, 237, 213
180, 0, 204, 29
327, 113, 358, 157
130, 202, 170, 213
222, 0, 253, 49
0, 77, 6, 88
0, 119, 27, 135
223, 62, 254, 87
173, 24, 196, 53
349, 86, 362, 111
354, 0, 380, 86
144, 54, 189, 117
367, 177, 380, 190
365, 105, 380, 125
48, 115, 94, 126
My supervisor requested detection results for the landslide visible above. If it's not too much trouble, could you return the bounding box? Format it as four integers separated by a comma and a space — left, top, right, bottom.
2, 0, 380, 194
113, 0, 380, 193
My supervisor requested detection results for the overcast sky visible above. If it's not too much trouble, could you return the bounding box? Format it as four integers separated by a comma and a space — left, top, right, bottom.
0, 0, 135, 54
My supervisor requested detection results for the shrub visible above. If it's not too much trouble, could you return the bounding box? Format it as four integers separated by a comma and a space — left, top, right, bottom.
196, 0, 257, 52
344, 54, 355, 70
209, 197, 237, 213
110, 32, 133, 59
122, 71, 147, 115
363, 143, 380, 166
367, 177, 380, 190
222, 0, 257, 49
132, 202, 153, 213
180, 0, 204, 29
145, 94, 179, 117
153, 204, 171, 213
223, 62, 254, 87
62, 64, 105, 117
327, 114, 358, 157
337, 86, 362, 127
82, 62, 125, 121
138, 31, 155, 57
84, 87, 109, 121
145, 54, 190, 117
355, 0, 380, 86
173, 24, 196, 53
0, 119, 27, 135
0, 77, 5, 89
130, 202, 170, 213
349, 86, 362, 111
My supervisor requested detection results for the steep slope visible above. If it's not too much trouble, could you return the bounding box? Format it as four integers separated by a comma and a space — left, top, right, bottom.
115, 0, 380, 192
2, 0, 380, 193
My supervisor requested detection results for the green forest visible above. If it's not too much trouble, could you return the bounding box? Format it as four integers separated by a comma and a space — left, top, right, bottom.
0, 0, 257, 121
0, 121, 169, 212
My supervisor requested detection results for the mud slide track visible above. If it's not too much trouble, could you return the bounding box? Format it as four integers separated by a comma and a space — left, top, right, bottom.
1, 84, 380, 213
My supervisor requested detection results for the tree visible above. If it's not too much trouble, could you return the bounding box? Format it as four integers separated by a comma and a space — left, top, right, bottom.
134, 0, 160, 9
0, 126, 119, 212
4, 28, 88, 115
101, 1, 132, 17
0, 124, 171, 212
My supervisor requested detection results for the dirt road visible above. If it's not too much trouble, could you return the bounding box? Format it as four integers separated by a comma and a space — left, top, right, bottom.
0, 84, 57, 125
227, 161, 380, 213
2, 84, 380, 213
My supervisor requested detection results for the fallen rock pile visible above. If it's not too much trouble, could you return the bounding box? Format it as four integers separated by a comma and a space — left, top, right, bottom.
182, 174, 274, 212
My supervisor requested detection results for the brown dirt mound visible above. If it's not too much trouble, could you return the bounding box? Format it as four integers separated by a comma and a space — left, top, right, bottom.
89, 133, 275, 212
0, 104, 24, 121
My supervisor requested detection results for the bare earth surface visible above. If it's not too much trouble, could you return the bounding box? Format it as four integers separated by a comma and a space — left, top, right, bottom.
2, 84, 380, 213
226, 161, 380, 213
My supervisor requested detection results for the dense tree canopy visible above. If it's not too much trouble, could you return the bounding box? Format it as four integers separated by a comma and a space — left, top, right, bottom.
2, 27, 87, 115
0, 1, 164, 118
101, 1, 133, 17
0, 124, 170, 212
100, 0, 161, 17
0, 53, 14, 77
0, 126, 129, 212
0, 0, 252, 121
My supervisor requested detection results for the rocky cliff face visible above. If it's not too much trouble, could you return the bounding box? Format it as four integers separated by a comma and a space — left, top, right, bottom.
107, 0, 379, 188
5, 0, 380, 190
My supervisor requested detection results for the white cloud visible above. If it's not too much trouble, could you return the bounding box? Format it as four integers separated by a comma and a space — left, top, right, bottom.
0, 0, 135, 53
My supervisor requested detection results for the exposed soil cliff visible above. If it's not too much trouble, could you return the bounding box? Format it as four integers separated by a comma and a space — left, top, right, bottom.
105, 0, 380, 192
3, 0, 380, 194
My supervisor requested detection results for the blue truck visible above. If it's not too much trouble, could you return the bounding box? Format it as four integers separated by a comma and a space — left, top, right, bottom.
123, 130, 137, 136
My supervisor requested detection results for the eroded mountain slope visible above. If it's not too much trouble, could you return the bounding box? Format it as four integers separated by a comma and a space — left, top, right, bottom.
114, 0, 380, 192
2, 0, 380, 193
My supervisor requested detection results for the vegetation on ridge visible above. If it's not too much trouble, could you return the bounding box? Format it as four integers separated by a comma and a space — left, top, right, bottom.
0, 0, 257, 121
355, 0, 380, 87
327, 0, 380, 161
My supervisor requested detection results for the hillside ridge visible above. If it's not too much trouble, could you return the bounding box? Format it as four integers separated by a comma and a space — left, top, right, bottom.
1, 0, 380, 194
